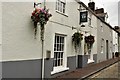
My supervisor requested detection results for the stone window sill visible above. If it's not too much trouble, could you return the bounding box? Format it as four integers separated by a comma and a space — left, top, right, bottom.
51, 66, 69, 75
56, 10, 68, 17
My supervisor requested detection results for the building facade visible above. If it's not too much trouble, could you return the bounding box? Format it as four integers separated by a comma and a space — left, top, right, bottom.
1, 0, 82, 78
79, 1, 113, 63
112, 29, 119, 54
0, 0, 114, 79
118, 1, 120, 53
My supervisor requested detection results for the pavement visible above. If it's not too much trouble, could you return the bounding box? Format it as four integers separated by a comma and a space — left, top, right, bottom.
55, 57, 120, 80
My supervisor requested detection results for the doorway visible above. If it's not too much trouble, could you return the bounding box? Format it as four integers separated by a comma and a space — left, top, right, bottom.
106, 40, 109, 59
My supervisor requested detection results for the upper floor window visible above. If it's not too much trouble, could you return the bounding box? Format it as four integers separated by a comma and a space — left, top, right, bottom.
88, 13, 92, 26
110, 30, 112, 37
56, 0, 66, 14
101, 38, 104, 54
100, 22, 103, 32
88, 18, 91, 26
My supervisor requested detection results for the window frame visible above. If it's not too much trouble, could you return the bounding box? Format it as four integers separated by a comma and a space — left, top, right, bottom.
53, 35, 64, 67
56, 0, 66, 14
100, 22, 103, 32
51, 34, 69, 74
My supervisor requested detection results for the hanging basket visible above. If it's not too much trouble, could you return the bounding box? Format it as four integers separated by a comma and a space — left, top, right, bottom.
85, 35, 95, 45
31, 7, 52, 39
72, 32, 83, 52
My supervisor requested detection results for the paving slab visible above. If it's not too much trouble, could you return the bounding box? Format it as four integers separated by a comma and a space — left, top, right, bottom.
55, 57, 120, 80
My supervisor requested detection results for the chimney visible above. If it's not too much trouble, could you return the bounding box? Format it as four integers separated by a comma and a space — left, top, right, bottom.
95, 8, 104, 14
88, 2, 95, 11
114, 26, 119, 30
95, 8, 106, 21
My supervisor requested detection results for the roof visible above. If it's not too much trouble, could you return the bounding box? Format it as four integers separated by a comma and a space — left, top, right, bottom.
75, 0, 120, 34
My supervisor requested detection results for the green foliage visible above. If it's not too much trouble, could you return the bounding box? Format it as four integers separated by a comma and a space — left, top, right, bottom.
85, 35, 95, 48
85, 35, 95, 44
72, 32, 83, 52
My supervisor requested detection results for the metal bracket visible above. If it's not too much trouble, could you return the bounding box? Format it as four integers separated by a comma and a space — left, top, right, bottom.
34, 2, 41, 8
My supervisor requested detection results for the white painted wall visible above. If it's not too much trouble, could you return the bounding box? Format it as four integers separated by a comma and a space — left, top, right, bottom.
0, 2, 2, 79
80, 5, 98, 56
2, 0, 81, 61
97, 19, 113, 62
2, 2, 43, 61
113, 30, 118, 52
1, 0, 113, 63
90, 13, 98, 55
43, 0, 80, 58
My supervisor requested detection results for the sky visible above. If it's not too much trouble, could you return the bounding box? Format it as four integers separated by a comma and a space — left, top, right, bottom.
80, 0, 119, 27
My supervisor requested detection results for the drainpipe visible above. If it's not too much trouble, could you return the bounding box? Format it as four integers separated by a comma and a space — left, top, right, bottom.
41, 1, 46, 80
41, 39, 44, 80
76, 49, 78, 68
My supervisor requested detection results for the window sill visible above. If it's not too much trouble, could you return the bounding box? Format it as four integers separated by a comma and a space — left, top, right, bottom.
56, 10, 68, 17
51, 66, 69, 75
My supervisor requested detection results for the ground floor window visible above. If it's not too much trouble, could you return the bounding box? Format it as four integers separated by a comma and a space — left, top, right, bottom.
54, 35, 64, 67
51, 34, 69, 74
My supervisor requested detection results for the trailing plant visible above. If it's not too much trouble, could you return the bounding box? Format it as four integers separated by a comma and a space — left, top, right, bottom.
115, 52, 119, 57
85, 35, 95, 48
31, 7, 52, 39
72, 32, 83, 52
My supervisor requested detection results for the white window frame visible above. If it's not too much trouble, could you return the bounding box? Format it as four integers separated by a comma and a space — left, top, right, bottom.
56, 0, 66, 14
110, 41, 112, 54
110, 30, 112, 37
51, 34, 69, 74
53, 35, 64, 67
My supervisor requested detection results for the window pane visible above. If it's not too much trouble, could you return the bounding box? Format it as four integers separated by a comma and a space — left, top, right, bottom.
61, 52, 63, 58
60, 37, 63, 43
63, 37, 64, 43
55, 36, 57, 43
60, 2, 62, 12
54, 60, 57, 67
54, 44, 56, 51
60, 37, 62, 43
58, 52, 60, 58
61, 59, 63, 65
54, 52, 57, 59
57, 44, 60, 51
58, 59, 60, 66
61, 44, 64, 51
56, 0, 58, 10
58, 0, 59, 10
63, 3, 65, 13
56, 44, 59, 51
59, 44, 61, 51
57, 36, 59, 43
